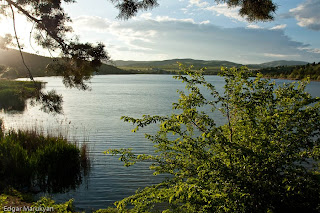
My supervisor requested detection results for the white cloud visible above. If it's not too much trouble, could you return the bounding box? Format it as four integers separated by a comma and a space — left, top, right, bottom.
69, 14, 320, 63
200, 20, 210, 25
108, 19, 319, 63
270, 24, 287, 30
73, 16, 110, 31
72, 16, 157, 53
187, 1, 246, 23
308, 48, 320, 54
180, 8, 188, 13
140, 13, 152, 20
188, 0, 209, 8
110, 26, 157, 45
246, 24, 263, 29
139, 13, 196, 24
298, 47, 320, 54
264, 53, 300, 58
204, 3, 244, 22
155, 16, 195, 24
289, 0, 320, 31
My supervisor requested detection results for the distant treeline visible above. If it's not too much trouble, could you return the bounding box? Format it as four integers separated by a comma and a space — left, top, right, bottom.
260, 62, 320, 81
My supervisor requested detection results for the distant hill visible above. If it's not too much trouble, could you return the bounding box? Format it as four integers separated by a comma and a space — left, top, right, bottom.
97, 64, 134, 75
0, 49, 312, 78
0, 49, 131, 79
113, 60, 151, 67
247, 60, 309, 69
259, 62, 320, 80
115, 59, 309, 72
115, 58, 242, 68
114, 59, 243, 75
0, 49, 56, 78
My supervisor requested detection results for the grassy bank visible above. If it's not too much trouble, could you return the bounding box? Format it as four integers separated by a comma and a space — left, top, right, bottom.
0, 188, 124, 213
0, 189, 75, 213
0, 120, 90, 193
0, 80, 43, 112
0, 191, 124, 213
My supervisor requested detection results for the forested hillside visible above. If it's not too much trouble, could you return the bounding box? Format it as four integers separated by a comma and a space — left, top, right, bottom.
247, 60, 308, 68
116, 59, 310, 75
116, 59, 243, 74
260, 62, 320, 80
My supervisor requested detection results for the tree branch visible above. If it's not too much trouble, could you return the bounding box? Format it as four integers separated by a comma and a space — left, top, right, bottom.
9, 4, 36, 84
6, 0, 69, 54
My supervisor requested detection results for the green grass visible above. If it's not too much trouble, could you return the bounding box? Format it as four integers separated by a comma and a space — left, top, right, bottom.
0, 120, 90, 193
0, 190, 125, 213
0, 80, 42, 111
0, 187, 124, 213
0, 192, 75, 213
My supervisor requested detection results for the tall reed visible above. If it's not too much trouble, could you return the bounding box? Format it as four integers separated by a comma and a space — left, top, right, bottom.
0, 119, 90, 193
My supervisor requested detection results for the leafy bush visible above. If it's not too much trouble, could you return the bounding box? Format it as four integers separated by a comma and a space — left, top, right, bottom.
108, 66, 320, 212
31, 197, 75, 212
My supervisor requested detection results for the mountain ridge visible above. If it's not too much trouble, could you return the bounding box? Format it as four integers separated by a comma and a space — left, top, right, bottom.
114, 59, 309, 68
0, 49, 311, 78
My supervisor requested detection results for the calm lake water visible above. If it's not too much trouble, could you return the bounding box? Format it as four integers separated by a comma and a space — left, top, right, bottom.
1, 75, 320, 212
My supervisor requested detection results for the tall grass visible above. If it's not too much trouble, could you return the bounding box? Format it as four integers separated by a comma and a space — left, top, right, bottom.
0, 119, 90, 193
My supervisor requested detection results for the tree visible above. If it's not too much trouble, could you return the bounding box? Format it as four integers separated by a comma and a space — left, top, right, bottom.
108, 65, 320, 212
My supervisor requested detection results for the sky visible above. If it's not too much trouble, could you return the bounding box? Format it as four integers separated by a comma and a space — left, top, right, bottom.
1, 0, 320, 64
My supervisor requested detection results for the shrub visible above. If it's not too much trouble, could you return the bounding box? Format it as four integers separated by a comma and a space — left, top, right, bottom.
108, 66, 320, 212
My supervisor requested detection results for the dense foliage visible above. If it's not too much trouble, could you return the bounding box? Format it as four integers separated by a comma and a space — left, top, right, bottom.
260, 62, 320, 81
0, 122, 89, 193
108, 66, 320, 212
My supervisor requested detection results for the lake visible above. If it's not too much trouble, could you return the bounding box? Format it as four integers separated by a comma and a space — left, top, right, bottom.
1, 75, 320, 212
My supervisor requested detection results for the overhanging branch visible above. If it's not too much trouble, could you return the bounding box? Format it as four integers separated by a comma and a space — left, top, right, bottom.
5, 0, 69, 54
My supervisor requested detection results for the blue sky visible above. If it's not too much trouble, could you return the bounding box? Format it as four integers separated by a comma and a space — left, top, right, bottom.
1, 0, 319, 64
